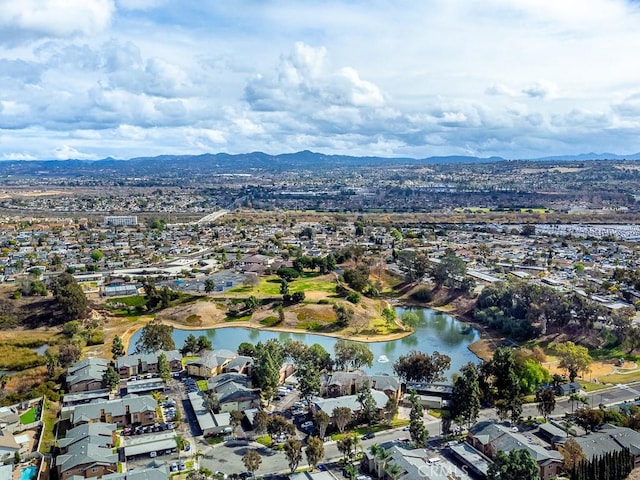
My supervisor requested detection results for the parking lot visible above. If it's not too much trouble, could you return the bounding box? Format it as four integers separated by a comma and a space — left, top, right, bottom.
122, 373, 197, 472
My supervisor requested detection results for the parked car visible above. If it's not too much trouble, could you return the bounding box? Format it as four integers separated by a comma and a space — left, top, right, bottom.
362, 432, 375, 440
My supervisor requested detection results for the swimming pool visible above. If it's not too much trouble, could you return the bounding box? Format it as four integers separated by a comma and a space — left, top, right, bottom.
19, 465, 37, 480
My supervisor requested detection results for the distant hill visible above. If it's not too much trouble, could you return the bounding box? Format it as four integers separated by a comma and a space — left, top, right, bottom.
0, 150, 638, 178
530, 152, 640, 161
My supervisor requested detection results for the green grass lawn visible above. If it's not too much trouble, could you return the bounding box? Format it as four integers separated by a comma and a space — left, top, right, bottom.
227, 274, 336, 296
578, 380, 610, 392
20, 407, 37, 424
106, 295, 146, 307
330, 420, 409, 441
599, 371, 640, 384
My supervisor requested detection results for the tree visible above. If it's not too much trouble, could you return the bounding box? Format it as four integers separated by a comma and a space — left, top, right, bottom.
491, 348, 523, 423
357, 382, 378, 425
283, 439, 303, 473
102, 365, 120, 390
555, 341, 592, 382
252, 340, 284, 403
196, 335, 212, 352
560, 438, 586, 472
158, 352, 171, 383
44, 352, 57, 378
204, 278, 216, 293
408, 391, 428, 447
51, 273, 88, 320
535, 386, 556, 419
521, 224, 536, 237
450, 362, 480, 429
574, 407, 604, 434
307, 344, 333, 372
253, 410, 269, 434
337, 433, 359, 463
314, 410, 331, 439
333, 406, 352, 433
431, 253, 467, 289
203, 391, 220, 414
333, 304, 354, 328
297, 361, 321, 400
305, 436, 325, 471
266, 415, 295, 438
392, 350, 451, 383
400, 312, 420, 330
487, 449, 539, 480
385, 463, 404, 480
291, 291, 305, 303
280, 279, 290, 299
62, 320, 81, 337
111, 335, 125, 359
0, 373, 10, 390
90, 249, 104, 262
230, 410, 244, 433
135, 319, 175, 353
242, 450, 262, 478
342, 266, 370, 292
58, 343, 82, 367
334, 339, 373, 371
238, 342, 255, 357
382, 307, 396, 327
180, 334, 199, 356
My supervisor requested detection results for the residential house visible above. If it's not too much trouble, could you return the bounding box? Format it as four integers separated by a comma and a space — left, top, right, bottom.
0, 407, 19, 430
71, 396, 157, 427
469, 422, 563, 480
58, 423, 116, 453
322, 371, 401, 401
0, 430, 19, 462
116, 350, 181, 378
312, 389, 389, 423
66, 358, 110, 393
56, 443, 117, 478
362, 442, 470, 480
187, 350, 237, 377
207, 373, 260, 413
101, 463, 169, 480
574, 424, 640, 468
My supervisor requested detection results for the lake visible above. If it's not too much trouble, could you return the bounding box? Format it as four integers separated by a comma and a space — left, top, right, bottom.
128, 307, 480, 379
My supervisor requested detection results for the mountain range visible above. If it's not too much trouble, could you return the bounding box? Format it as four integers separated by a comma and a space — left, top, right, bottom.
1, 150, 639, 178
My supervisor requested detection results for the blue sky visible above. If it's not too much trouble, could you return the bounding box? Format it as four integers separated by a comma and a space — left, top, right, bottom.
1, 0, 640, 160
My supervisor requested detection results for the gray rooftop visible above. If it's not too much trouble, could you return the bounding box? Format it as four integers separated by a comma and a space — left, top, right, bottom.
314, 389, 389, 414
72, 395, 156, 424
188, 391, 216, 433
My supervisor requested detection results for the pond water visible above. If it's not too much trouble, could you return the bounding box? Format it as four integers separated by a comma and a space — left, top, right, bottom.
128, 307, 480, 380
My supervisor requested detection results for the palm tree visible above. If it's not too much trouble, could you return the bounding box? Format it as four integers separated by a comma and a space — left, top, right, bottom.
385, 463, 403, 480
193, 450, 204, 470
370, 444, 392, 478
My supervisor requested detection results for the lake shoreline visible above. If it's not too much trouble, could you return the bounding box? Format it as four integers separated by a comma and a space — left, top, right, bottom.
125, 306, 482, 377
122, 317, 415, 354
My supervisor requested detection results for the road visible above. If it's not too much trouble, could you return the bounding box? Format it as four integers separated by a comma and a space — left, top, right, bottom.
200, 382, 640, 477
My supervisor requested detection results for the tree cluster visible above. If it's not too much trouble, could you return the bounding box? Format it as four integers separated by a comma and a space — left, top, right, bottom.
475, 279, 632, 341
392, 350, 451, 383
570, 449, 633, 480
135, 318, 175, 353
180, 334, 213, 355
50, 273, 88, 320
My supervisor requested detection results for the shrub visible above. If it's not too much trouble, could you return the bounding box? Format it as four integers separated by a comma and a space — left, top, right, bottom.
411, 286, 434, 302
346, 292, 360, 304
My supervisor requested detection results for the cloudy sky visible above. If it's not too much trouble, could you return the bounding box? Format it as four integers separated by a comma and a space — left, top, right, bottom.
1, 0, 640, 161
